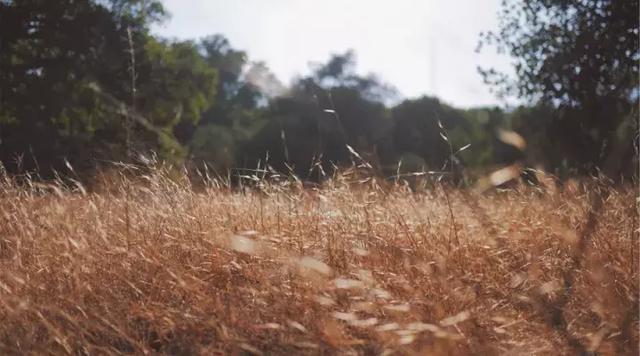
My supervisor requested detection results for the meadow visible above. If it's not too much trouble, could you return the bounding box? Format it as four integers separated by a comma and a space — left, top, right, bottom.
0, 166, 637, 355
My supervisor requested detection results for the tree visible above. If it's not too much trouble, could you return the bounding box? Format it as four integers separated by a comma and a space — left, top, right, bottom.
449, 107, 505, 170
0, 0, 223, 173
392, 96, 467, 173
184, 36, 273, 173
139, 39, 218, 134
479, 0, 639, 175
0, 0, 170, 174
244, 51, 395, 179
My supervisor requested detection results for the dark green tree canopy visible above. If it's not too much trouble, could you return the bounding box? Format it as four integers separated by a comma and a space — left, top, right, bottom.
0, 0, 219, 173
479, 0, 639, 174
480, 0, 638, 107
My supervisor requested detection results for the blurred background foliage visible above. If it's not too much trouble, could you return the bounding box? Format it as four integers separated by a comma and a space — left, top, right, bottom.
0, 0, 637, 182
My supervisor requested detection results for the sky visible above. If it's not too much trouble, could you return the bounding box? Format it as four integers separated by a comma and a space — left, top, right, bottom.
152, 0, 514, 108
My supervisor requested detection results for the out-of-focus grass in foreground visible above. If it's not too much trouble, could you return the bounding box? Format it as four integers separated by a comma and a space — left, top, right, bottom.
0, 166, 637, 355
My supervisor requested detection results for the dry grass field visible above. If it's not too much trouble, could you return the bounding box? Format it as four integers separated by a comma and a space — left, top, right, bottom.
0, 167, 637, 355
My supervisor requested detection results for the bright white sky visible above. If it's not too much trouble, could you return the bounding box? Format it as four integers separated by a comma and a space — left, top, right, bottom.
152, 0, 514, 108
